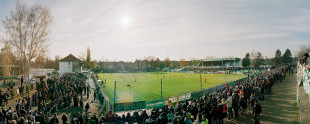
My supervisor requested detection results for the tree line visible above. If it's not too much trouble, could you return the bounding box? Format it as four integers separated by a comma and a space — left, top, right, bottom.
242, 48, 294, 68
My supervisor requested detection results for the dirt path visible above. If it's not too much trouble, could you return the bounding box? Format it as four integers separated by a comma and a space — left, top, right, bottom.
226, 72, 299, 124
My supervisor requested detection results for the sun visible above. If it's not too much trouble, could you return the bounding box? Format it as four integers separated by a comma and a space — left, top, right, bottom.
120, 16, 131, 26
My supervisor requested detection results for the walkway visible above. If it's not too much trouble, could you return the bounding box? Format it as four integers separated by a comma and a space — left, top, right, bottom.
227, 72, 299, 124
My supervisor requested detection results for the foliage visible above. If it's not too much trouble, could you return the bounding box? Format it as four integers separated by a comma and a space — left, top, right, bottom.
242, 53, 251, 67
282, 48, 292, 64
34, 55, 45, 69
163, 58, 171, 68
86, 47, 91, 69
274, 49, 282, 66
0, 44, 15, 76
296, 45, 310, 58
179, 58, 186, 67
2, 1, 52, 76
250, 50, 264, 68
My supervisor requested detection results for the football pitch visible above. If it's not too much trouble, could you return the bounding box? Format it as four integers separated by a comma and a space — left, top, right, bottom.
97, 72, 243, 103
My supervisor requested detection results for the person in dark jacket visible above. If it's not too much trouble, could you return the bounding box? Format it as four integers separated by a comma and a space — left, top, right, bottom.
260, 84, 265, 102
302, 53, 309, 65
78, 113, 84, 124
191, 105, 198, 120
210, 104, 219, 124
62, 114, 68, 124
94, 114, 99, 124
250, 93, 256, 116
240, 95, 247, 114
49, 114, 59, 124
254, 101, 262, 124
232, 92, 239, 118
85, 102, 90, 115
100, 116, 106, 124
217, 100, 225, 124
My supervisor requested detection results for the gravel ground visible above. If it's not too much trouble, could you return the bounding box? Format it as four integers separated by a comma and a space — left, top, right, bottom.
225, 72, 300, 124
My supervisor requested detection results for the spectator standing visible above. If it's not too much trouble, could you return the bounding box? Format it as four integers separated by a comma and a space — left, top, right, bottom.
254, 101, 262, 124
62, 114, 67, 124
106, 110, 115, 124
227, 94, 233, 119
21, 76, 24, 88
85, 102, 90, 115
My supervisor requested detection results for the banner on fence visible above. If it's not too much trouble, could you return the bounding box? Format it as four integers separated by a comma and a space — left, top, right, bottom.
191, 91, 204, 99
168, 95, 178, 103
115, 101, 146, 112
146, 99, 164, 109
179, 93, 191, 101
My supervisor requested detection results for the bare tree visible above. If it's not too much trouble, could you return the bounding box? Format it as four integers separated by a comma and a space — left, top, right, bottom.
1, 43, 15, 76
2, 1, 52, 79
179, 57, 186, 67
163, 57, 171, 68
250, 50, 264, 68
296, 44, 310, 58
34, 55, 45, 69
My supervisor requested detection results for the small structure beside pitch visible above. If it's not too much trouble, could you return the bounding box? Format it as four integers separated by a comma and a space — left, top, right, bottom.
59, 54, 83, 75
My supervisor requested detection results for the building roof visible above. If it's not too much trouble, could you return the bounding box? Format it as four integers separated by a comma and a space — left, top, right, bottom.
59, 54, 82, 62
33, 74, 47, 78
201, 58, 240, 62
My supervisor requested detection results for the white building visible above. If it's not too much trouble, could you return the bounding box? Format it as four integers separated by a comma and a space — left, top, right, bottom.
59, 54, 82, 75
29, 69, 55, 75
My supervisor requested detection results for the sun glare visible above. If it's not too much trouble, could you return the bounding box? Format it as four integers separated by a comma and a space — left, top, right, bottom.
120, 16, 130, 26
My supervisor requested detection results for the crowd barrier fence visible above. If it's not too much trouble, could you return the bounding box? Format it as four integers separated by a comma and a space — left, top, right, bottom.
92, 73, 257, 113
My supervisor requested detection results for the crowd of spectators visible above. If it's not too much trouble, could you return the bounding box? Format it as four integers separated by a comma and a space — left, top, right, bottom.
0, 73, 93, 124
97, 65, 291, 124
0, 64, 292, 124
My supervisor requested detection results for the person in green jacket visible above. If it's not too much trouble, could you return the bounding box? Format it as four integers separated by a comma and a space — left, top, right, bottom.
201, 114, 208, 124
89, 117, 96, 124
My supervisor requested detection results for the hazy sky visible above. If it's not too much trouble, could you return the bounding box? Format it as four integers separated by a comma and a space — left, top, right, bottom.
1, 0, 310, 61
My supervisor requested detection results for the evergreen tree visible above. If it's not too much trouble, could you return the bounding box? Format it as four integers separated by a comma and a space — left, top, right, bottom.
242, 53, 251, 67
282, 48, 292, 64
86, 47, 91, 69
274, 49, 282, 66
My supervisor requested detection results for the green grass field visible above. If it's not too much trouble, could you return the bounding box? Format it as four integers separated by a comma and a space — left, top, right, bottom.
97, 72, 243, 103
